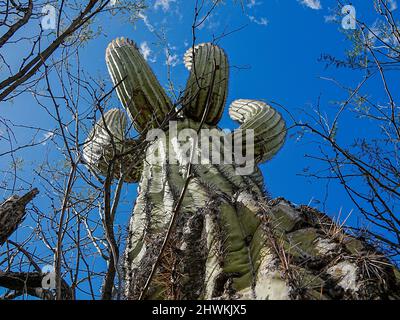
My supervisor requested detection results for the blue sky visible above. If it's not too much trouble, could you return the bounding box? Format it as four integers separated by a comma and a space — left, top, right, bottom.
1, 0, 399, 298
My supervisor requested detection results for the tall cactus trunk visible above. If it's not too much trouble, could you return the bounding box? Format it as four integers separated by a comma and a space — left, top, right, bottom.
83, 37, 400, 300
124, 119, 266, 299
123, 120, 400, 300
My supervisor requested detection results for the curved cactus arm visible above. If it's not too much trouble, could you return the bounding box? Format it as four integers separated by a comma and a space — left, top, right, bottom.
182, 43, 229, 125
106, 37, 173, 133
229, 99, 286, 164
83, 109, 142, 183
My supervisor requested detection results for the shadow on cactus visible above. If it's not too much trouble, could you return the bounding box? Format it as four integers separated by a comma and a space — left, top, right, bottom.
83, 38, 400, 300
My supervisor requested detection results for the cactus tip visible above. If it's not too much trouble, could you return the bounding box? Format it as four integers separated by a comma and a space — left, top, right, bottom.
183, 43, 212, 71
106, 37, 138, 59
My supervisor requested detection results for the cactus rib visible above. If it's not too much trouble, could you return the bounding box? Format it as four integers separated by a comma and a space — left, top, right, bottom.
106, 37, 173, 133
83, 108, 142, 183
229, 99, 286, 163
182, 43, 228, 125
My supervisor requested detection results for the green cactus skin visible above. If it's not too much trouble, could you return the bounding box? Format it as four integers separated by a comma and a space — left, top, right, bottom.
106, 38, 173, 133
83, 109, 142, 183
229, 99, 286, 163
84, 38, 400, 300
182, 43, 229, 125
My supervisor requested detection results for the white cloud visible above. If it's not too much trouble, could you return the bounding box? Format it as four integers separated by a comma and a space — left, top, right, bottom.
248, 15, 268, 26
324, 14, 337, 23
247, 0, 262, 8
154, 0, 176, 12
41, 131, 55, 145
140, 42, 151, 60
138, 13, 155, 32
165, 48, 179, 67
139, 42, 156, 63
198, 14, 221, 30
367, 21, 399, 49
388, 0, 397, 11
299, 0, 322, 10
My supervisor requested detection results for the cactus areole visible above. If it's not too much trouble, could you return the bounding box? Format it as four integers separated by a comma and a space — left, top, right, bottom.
83, 38, 400, 300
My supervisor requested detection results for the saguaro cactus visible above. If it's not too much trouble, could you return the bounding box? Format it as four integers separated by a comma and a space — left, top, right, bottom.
84, 38, 400, 300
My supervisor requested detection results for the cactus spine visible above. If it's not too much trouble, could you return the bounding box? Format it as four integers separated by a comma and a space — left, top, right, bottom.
84, 38, 400, 300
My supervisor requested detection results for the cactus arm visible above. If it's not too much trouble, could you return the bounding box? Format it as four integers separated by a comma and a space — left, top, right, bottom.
99, 38, 400, 300
182, 43, 229, 125
229, 99, 286, 163
83, 108, 142, 183
106, 38, 173, 133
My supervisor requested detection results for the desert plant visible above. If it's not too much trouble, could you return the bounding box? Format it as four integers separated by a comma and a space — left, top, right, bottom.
82, 38, 400, 300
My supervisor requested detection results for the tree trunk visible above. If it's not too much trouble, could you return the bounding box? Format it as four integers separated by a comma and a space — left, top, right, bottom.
0, 188, 38, 246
